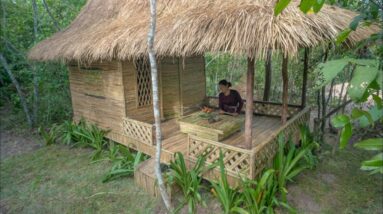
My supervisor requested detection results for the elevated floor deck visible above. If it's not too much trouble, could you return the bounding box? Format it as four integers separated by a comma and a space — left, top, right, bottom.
107, 103, 310, 187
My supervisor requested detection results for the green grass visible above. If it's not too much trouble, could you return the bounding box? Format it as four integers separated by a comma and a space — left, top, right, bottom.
286, 143, 383, 213
1, 130, 382, 213
0, 145, 156, 214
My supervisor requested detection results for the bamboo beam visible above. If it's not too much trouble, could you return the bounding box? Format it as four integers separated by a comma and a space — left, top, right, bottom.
263, 49, 272, 101
245, 57, 255, 149
301, 48, 309, 107
281, 55, 289, 124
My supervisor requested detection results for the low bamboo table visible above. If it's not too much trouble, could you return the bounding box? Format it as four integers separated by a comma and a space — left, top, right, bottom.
179, 111, 245, 141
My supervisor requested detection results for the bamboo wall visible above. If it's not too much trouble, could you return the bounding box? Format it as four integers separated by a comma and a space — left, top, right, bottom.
159, 57, 181, 119
67, 55, 206, 134
179, 56, 206, 116
68, 61, 126, 133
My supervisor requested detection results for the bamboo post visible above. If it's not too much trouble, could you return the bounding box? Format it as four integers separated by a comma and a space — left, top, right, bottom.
263, 49, 272, 101
245, 57, 255, 149
281, 55, 289, 124
301, 48, 309, 107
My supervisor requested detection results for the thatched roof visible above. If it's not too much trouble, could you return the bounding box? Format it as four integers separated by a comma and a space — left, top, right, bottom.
28, 0, 379, 62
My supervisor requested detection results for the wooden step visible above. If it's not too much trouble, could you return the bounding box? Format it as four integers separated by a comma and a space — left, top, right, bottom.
134, 158, 175, 198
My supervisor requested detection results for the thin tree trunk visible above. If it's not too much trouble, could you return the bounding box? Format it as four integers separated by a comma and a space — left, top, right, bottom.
301, 48, 309, 107
281, 55, 289, 124
245, 57, 255, 149
0, 54, 33, 126
263, 49, 272, 101
42, 0, 61, 31
32, 0, 39, 126
147, 0, 172, 211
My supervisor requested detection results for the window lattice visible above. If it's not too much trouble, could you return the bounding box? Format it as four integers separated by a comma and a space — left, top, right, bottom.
134, 58, 152, 107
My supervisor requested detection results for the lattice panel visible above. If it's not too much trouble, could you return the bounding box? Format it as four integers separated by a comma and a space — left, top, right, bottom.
252, 109, 311, 177
253, 104, 301, 118
134, 58, 152, 107
205, 97, 301, 117
188, 136, 251, 177
123, 117, 154, 145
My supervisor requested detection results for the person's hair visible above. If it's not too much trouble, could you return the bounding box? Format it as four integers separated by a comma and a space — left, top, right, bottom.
219, 79, 232, 88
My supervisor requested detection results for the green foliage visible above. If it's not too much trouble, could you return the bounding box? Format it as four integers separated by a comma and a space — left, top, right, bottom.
314, 58, 379, 91
274, 0, 291, 15
331, 64, 383, 174
1, 0, 86, 127
102, 147, 145, 183
240, 169, 278, 214
38, 124, 60, 145
354, 139, 383, 174
168, 152, 208, 213
211, 151, 243, 214
273, 134, 317, 202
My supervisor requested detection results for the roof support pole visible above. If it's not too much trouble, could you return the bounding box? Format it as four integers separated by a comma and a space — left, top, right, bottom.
301, 48, 309, 107
263, 49, 272, 101
245, 57, 255, 149
281, 55, 289, 124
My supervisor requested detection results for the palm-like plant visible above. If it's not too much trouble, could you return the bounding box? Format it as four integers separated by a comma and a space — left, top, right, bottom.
273, 134, 317, 202
211, 151, 243, 214
168, 152, 207, 214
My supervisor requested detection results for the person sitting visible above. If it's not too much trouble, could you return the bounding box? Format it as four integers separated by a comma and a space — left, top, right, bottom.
218, 79, 243, 116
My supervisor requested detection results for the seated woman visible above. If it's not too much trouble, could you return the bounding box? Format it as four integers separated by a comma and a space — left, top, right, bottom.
218, 79, 243, 116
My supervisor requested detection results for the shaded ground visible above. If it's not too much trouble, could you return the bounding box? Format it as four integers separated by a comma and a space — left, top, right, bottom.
286, 135, 383, 213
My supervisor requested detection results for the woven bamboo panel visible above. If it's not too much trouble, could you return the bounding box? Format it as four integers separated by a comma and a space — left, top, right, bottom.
251, 108, 311, 178
188, 135, 251, 178
123, 117, 154, 146
134, 58, 152, 107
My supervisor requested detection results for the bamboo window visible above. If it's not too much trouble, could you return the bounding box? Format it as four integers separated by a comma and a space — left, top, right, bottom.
134, 58, 152, 107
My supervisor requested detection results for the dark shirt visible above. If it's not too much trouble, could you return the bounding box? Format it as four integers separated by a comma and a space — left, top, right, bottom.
219, 90, 244, 114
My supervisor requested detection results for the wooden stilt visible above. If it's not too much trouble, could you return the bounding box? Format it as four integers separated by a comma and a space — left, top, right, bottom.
281, 55, 289, 124
245, 57, 255, 149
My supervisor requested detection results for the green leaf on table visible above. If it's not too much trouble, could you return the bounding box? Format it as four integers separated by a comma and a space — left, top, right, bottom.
354, 138, 383, 151
331, 115, 350, 128
347, 65, 379, 102
339, 123, 352, 149
274, 0, 292, 16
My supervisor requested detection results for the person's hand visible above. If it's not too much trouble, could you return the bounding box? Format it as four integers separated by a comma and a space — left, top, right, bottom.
219, 110, 225, 114
232, 112, 239, 116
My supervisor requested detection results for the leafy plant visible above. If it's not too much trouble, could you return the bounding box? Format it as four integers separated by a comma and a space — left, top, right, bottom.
102, 146, 145, 183
273, 134, 317, 202
240, 169, 277, 214
211, 151, 243, 214
329, 59, 382, 174
299, 124, 319, 168
38, 124, 60, 145
168, 152, 207, 214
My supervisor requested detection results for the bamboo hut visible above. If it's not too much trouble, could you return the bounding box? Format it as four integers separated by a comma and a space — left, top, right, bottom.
28, 0, 379, 190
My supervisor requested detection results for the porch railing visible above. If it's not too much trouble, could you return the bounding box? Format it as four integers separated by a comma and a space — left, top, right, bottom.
205, 96, 302, 118
122, 117, 155, 146
187, 107, 311, 181
188, 135, 252, 178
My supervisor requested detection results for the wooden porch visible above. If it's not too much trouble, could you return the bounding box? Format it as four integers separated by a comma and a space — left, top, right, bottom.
106, 97, 310, 186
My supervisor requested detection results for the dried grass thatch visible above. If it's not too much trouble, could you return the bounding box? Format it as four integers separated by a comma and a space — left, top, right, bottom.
28, 0, 380, 62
